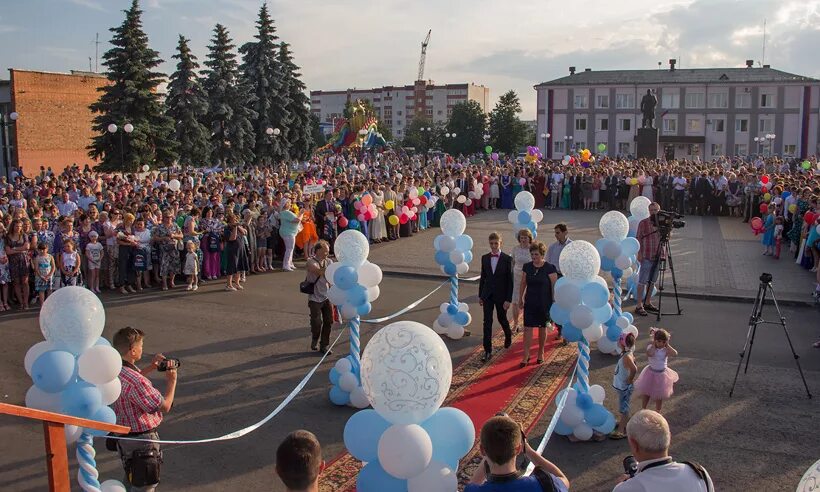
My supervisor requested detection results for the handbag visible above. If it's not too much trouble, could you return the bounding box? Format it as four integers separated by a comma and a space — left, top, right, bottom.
299, 278, 317, 295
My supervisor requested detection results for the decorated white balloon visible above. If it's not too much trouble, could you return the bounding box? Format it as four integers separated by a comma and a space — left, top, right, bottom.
168, 179, 181, 192
100, 480, 127, 492
361, 321, 452, 425
439, 209, 466, 237
630, 196, 651, 219
334, 230, 370, 267
599, 211, 629, 241
39, 286, 105, 354
559, 240, 601, 281
513, 191, 535, 211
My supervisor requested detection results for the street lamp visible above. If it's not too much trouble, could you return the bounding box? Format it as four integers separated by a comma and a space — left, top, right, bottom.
540, 132, 551, 155
265, 127, 280, 165
564, 135, 573, 154
765, 133, 776, 156
108, 122, 134, 170
1, 111, 19, 179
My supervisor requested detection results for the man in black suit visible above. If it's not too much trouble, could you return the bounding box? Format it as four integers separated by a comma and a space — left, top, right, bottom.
313, 189, 336, 240
478, 232, 514, 362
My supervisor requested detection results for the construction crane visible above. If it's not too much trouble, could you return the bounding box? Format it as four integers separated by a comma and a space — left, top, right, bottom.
417, 29, 431, 82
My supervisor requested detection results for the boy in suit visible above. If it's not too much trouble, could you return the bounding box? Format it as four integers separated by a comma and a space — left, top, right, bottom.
478, 232, 514, 362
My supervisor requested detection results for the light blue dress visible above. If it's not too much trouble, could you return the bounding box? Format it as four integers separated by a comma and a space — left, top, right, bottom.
761, 214, 775, 247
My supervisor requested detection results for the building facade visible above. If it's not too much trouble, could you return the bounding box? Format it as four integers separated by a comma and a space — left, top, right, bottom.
310, 81, 490, 141
534, 62, 820, 161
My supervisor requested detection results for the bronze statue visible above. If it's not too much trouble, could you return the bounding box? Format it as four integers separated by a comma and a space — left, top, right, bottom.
640, 89, 658, 129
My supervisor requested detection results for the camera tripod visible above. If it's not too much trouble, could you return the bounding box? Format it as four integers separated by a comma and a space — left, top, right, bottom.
729, 274, 812, 398
642, 235, 682, 322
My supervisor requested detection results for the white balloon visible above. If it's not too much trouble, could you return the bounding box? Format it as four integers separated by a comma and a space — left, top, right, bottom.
458, 302, 469, 312
335, 358, 352, 374
367, 286, 380, 302
339, 372, 359, 392
625, 324, 639, 338
570, 305, 595, 330
449, 250, 465, 265
408, 461, 458, 492
439, 209, 466, 237
439, 303, 450, 314
361, 321, 452, 425
629, 196, 651, 219
168, 179, 181, 192
327, 285, 347, 306
40, 286, 106, 354
432, 320, 447, 335
452, 187, 461, 195
508, 210, 519, 224
615, 255, 631, 270
438, 235, 456, 253
559, 241, 601, 281
582, 324, 603, 342
378, 424, 433, 479
78, 345, 122, 385
554, 280, 581, 308
622, 267, 633, 278
25, 385, 62, 412
100, 479, 127, 492
588, 384, 606, 404
447, 325, 464, 340
465, 199, 473, 206
615, 317, 630, 329
98, 378, 122, 406
468, 191, 476, 199
599, 211, 629, 241
440, 186, 450, 196
597, 336, 620, 355
456, 262, 469, 275
559, 403, 584, 427
142, 164, 150, 172
25, 341, 54, 376
573, 423, 594, 441
531, 209, 544, 223
436, 312, 452, 329
456, 195, 466, 204
602, 240, 622, 260
65, 424, 83, 445
350, 386, 370, 409
514, 191, 535, 211
358, 262, 383, 287
335, 230, 370, 267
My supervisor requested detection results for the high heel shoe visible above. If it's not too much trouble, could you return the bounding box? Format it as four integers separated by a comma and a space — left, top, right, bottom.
519, 358, 530, 369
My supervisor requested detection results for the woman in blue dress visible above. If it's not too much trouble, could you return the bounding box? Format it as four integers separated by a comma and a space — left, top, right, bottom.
500, 172, 514, 209
560, 172, 572, 209
761, 209, 775, 255
512, 170, 524, 203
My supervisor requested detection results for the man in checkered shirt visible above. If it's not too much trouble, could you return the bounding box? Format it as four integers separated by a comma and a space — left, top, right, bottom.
112, 327, 178, 491
635, 202, 664, 317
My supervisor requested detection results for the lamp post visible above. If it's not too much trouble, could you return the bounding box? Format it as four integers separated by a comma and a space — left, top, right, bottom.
419, 126, 433, 154
765, 133, 776, 157
540, 132, 551, 156
564, 135, 573, 156
107, 122, 134, 170
265, 127, 280, 166
1, 111, 19, 179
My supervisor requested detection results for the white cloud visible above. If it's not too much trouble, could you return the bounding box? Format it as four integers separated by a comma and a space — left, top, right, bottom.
68, 0, 105, 11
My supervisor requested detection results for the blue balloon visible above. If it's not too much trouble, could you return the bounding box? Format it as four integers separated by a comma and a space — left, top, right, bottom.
447, 304, 459, 315
585, 404, 611, 427
443, 263, 457, 276
553, 420, 574, 436
344, 409, 392, 462
549, 304, 570, 326
31, 351, 77, 394
611, 267, 623, 278
433, 234, 448, 250
86, 406, 116, 437
595, 238, 609, 251
329, 386, 350, 406
621, 237, 640, 256
334, 266, 359, 290
518, 210, 531, 224
356, 302, 372, 316
622, 312, 634, 324
348, 285, 368, 307
329, 367, 341, 385
782, 191, 791, 200
349, 219, 360, 229
421, 407, 475, 465
424, 191, 432, 199
581, 282, 609, 308
61, 382, 102, 419
463, 251, 473, 263
606, 324, 623, 342
576, 393, 593, 411
600, 256, 615, 272
593, 304, 613, 324
94, 337, 111, 347
562, 324, 583, 342
593, 412, 617, 434
357, 462, 407, 492
434, 250, 450, 265
455, 234, 473, 251
454, 312, 469, 326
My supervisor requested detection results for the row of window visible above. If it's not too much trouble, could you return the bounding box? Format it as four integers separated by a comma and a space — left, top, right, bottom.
573, 91, 775, 110
552, 141, 798, 157
571, 116, 774, 133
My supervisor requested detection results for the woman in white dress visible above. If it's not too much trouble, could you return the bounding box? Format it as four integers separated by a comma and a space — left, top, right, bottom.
641, 173, 654, 201
370, 186, 387, 242
510, 229, 533, 332
490, 175, 500, 209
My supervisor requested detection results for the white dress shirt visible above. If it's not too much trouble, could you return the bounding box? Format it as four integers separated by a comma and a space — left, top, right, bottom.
612, 457, 713, 492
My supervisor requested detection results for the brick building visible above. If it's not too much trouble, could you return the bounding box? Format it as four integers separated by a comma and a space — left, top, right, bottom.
1, 69, 109, 177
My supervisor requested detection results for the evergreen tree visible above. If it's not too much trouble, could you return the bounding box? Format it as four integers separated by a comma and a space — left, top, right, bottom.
279, 42, 313, 161
488, 90, 528, 155
88, 0, 177, 170
202, 24, 257, 166
239, 3, 290, 164
445, 100, 487, 155
166, 35, 211, 167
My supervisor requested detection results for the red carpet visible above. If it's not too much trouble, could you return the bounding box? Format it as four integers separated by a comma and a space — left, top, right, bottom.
320, 330, 578, 491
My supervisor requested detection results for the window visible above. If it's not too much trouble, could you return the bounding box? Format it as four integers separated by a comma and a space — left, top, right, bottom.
620, 119, 631, 131
661, 94, 679, 109
596, 94, 609, 108
686, 119, 701, 131
709, 119, 725, 132
554, 141, 565, 153
734, 144, 748, 156
688, 144, 700, 156
735, 119, 749, 132
759, 118, 774, 132
711, 144, 724, 156
736, 93, 751, 108
574, 95, 588, 109
437, 110, 443, 116
575, 118, 587, 130
397, 110, 403, 116
425, 108, 433, 117
708, 92, 728, 108
760, 93, 775, 108
615, 94, 634, 109
598, 118, 609, 131
574, 141, 586, 151
662, 118, 677, 133
395, 120, 402, 126
396, 129, 402, 136
618, 142, 631, 155
783, 144, 796, 156
685, 92, 705, 108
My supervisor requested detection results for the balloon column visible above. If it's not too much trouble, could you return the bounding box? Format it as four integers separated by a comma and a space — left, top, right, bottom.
432, 210, 473, 340
507, 191, 543, 238
326, 230, 383, 407
345, 321, 474, 491
354, 194, 379, 225
548, 242, 617, 440
24, 286, 126, 491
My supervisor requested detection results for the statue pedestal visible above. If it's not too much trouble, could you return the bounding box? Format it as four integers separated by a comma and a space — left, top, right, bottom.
636, 128, 658, 159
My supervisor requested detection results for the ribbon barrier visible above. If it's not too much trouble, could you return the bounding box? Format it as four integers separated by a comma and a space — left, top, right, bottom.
524, 364, 577, 476
362, 280, 449, 323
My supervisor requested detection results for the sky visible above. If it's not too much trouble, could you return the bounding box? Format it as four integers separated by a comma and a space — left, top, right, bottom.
2, 0, 819, 117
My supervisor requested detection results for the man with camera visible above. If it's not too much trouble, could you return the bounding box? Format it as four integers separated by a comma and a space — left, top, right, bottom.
635, 203, 663, 317
613, 410, 713, 491
467, 415, 569, 491
112, 327, 179, 491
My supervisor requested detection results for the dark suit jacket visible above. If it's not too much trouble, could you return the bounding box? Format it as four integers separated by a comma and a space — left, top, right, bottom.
479, 252, 514, 303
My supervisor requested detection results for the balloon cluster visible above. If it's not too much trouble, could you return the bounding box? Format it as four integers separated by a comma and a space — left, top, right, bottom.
346, 321, 474, 492
433, 301, 472, 341
524, 146, 542, 164
579, 148, 595, 167
354, 194, 379, 224
596, 211, 640, 280
562, 154, 576, 166
433, 210, 472, 277
552, 385, 616, 440
627, 196, 651, 237
326, 230, 382, 406
507, 191, 543, 238
598, 311, 638, 355
24, 287, 126, 491
466, 180, 484, 206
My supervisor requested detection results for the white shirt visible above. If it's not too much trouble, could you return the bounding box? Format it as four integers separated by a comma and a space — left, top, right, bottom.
490, 252, 499, 274
672, 177, 687, 190
547, 238, 571, 272
612, 457, 712, 492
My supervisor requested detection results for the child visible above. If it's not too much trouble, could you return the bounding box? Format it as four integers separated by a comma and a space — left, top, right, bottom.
761, 209, 775, 256
773, 215, 784, 259
276, 430, 325, 492
609, 332, 637, 440
634, 328, 678, 413
32, 242, 55, 304
85, 231, 104, 293
183, 240, 199, 291
60, 239, 81, 287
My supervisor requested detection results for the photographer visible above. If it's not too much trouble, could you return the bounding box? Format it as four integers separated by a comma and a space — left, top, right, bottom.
467, 415, 569, 492
112, 327, 178, 491
613, 410, 713, 492
635, 203, 663, 317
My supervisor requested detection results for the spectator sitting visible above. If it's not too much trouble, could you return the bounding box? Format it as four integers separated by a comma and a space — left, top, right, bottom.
467, 415, 569, 491
276, 430, 325, 492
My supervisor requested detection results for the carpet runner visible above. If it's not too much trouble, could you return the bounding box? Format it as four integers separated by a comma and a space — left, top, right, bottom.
319, 330, 578, 491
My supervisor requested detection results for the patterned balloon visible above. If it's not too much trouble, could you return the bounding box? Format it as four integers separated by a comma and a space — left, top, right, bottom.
335, 230, 370, 267
559, 241, 601, 281
439, 209, 466, 237
599, 211, 629, 241
39, 286, 105, 355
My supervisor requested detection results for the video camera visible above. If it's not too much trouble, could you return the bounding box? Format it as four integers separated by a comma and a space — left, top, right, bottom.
157, 357, 181, 372
655, 210, 685, 238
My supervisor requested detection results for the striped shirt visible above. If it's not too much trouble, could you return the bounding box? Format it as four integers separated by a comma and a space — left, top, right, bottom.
113, 362, 164, 433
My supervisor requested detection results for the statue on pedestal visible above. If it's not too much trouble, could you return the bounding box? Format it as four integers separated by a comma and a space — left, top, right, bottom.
640, 89, 658, 129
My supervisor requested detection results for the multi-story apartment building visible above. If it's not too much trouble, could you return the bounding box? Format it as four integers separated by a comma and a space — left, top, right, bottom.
534, 61, 820, 160
310, 81, 490, 141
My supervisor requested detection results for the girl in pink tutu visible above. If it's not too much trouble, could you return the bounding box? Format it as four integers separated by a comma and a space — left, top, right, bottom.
634, 328, 678, 412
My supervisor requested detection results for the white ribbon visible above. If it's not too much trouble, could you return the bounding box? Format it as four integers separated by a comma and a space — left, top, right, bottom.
524, 364, 577, 476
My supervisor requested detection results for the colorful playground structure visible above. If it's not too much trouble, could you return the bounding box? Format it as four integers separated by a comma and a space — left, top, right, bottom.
320, 99, 388, 153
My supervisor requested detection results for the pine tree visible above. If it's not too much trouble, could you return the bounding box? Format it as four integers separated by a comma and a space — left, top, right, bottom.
239, 3, 290, 164
88, 0, 178, 170
279, 42, 313, 160
166, 35, 211, 167
202, 24, 256, 167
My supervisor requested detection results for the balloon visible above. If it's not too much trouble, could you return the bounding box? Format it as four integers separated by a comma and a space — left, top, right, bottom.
25, 341, 54, 376
456, 195, 466, 204
763, 192, 771, 202
367, 286, 380, 303
65, 424, 83, 445
40, 286, 106, 355
599, 211, 629, 241
562, 324, 583, 342
335, 230, 370, 267
788, 204, 797, 213
593, 413, 617, 434
597, 335, 620, 355
621, 237, 640, 256
421, 408, 475, 465
61, 381, 102, 419
378, 424, 433, 479
629, 196, 651, 219
31, 350, 76, 393
759, 203, 768, 214
333, 265, 359, 290
582, 324, 603, 342
491, 152, 499, 161
358, 261, 383, 287
553, 420, 574, 436
802, 160, 812, 170
345, 409, 392, 462
531, 209, 543, 223
554, 277, 582, 308
549, 304, 570, 325
588, 385, 606, 404
761, 175, 769, 184
602, 240, 622, 260
570, 305, 594, 330
348, 285, 368, 307
485, 145, 493, 154
447, 325, 465, 340
86, 406, 117, 436
437, 235, 456, 253
100, 480, 127, 492
750, 217, 763, 229
455, 235, 473, 251
556, 387, 578, 408
361, 321, 452, 425
357, 461, 407, 492
78, 345, 122, 385
97, 378, 122, 406
625, 324, 639, 339
573, 423, 594, 441
514, 191, 535, 212
330, 386, 350, 405
584, 404, 610, 427
440, 209, 466, 237
350, 386, 370, 408
168, 179, 181, 192
388, 215, 399, 226
338, 216, 349, 228
559, 404, 584, 427
559, 241, 601, 281
408, 461, 457, 492
440, 186, 450, 196
339, 372, 359, 392
615, 255, 631, 270
25, 385, 62, 412
597, 143, 606, 152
